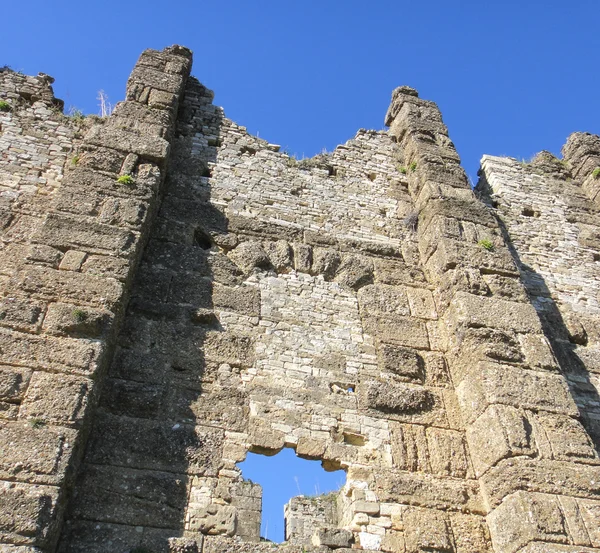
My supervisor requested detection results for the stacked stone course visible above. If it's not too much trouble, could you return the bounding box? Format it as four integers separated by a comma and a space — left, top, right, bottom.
0, 46, 599, 553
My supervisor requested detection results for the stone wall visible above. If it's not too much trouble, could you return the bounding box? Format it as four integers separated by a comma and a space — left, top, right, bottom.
1, 45, 599, 553
0, 47, 192, 551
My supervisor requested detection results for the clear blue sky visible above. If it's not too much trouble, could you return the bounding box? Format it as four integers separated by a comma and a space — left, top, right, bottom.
4, 0, 599, 540
3, 1, 599, 181
239, 448, 345, 542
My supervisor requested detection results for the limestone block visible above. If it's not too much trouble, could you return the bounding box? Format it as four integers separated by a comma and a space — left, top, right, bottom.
487, 492, 568, 553
448, 292, 543, 334
128, 65, 185, 94
296, 437, 327, 459
69, 463, 187, 528
363, 314, 430, 350
312, 528, 353, 548
14, 265, 123, 309
98, 197, 148, 228
0, 482, 59, 547
374, 469, 483, 513
426, 427, 470, 478
100, 378, 163, 419
0, 365, 32, 410
203, 331, 255, 368
19, 372, 92, 426
335, 255, 374, 289
373, 258, 426, 287
457, 362, 578, 423
361, 380, 434, 415
403, 507, 453, 553
578, 499, 600, 548
450, 513, 492, 553
381, 531, 406, 553
534, 413, 597, 461
0, 297, 44, 333
377, 344, 425, 383
87, 413, 224, 475
229, 241, 271, 273
467, 405, 536, 477
0, 327, 101, 375
81, 254, 130, 281
390, 422, 430, 473
263, 240, 293, 272
481, 273, 529, 302
168, 272, 212, 307
358, 284, 410, 317
169, 537, 202, 553
480, 458, 600, 507
42, 302, 112, 338
37, 212, 139, 258
293, 243, 313, 273
213, 283, 261, 317
58, 250, 86, 271
406, 286, 437, 319
0, 421, 76, 484
518, 334, 559, 371
56, 520, 144, 553
312, 248, 342, 280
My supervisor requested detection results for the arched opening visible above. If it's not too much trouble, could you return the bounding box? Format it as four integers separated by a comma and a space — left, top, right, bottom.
238, 447, 346, 544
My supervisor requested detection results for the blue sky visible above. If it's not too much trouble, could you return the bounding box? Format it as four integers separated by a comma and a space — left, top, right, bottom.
239, 448, 345, 542
3, 1, 599, 182
3, 0, 599, 541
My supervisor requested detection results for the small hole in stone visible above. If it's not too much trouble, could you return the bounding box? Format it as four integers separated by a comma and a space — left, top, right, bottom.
522, 207, 539, 217
343, 432, 365, 446
593, 253, 600, 262
194, 227, 213, 249
201, 166, 212, 178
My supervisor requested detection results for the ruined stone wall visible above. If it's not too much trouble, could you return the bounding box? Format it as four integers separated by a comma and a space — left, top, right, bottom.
1, 45, 600, 553
0, 47, 192, 551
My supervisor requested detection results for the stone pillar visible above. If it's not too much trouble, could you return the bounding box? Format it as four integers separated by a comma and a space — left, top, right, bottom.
385, 88, 600, 553
0, 46, 191, 551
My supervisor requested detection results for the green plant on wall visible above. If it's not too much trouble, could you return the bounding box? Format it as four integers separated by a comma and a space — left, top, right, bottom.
592, 167, 600, 179
72, 308, 87, 323
478, 238, 494, 251
0, 100, 11, 112
116, 174, 135, 185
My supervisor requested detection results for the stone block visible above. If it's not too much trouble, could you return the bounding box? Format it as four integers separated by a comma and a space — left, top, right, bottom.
100, 378, 163, 419
69, 464, 186, 528
426, 427, 470, 478
0, 297, 44, 333
98, 196, 148, 228
296, 437, 327, 459
487, 492, 568, 553
467, 405, 535, 476
374, 469, 483, 513
81, 254, 130, 281
361, 380, 435, 415
0, 421, 77, 484
58, 250, 87, 271
390, 422, 430, 473
448, 291, 543, 334
357, 284, 410, 317
312, 528, 353, 548
0, 327, 101, 375
457, 362, 578, 422
535, 413, 597, 461
450, 513, 492, 553
37, 212, 139, 258
213, 283, 261, 317
335, 255, 374, 289
87, 413, 223, 475
406, 286, 437, 319
85, 124, 170, 162
188, 504, 236, 536
0, 482, 59, 547
56, 520, 143, 553
42, 302, 112, 338
19, 372, 92, 426
363, 314, 430, 350
229, 241, 271, 273
378, 344, 425, 383
15, 265, 123, 310
403, 507, 453, 553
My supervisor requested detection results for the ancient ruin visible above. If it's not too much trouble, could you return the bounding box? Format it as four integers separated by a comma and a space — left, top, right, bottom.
1, 45, 599, 553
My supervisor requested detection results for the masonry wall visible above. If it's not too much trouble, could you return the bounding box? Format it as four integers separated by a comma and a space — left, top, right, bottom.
0, 47, 192, 551
1, 45, 600, 553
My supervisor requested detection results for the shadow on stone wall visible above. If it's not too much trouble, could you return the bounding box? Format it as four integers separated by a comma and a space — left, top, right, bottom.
57, 78, 233, 552
494, 216, 600, 455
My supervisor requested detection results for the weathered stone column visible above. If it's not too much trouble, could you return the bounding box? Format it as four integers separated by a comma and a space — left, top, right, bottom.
386, 87, 600, 553
0, 46, 191, 551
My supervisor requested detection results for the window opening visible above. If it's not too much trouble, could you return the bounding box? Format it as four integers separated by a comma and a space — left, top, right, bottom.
238, 447, 346, 543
